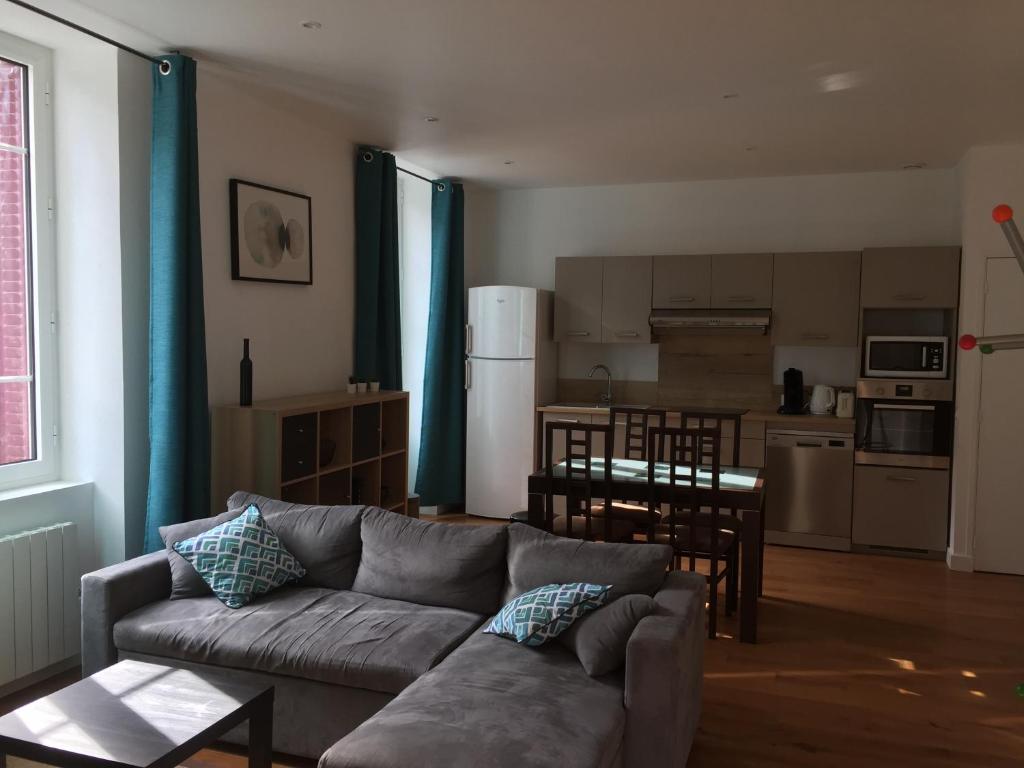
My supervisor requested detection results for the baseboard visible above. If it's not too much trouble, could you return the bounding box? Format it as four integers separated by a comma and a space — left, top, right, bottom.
946, 549, 974, 572
0, 655, 80, 700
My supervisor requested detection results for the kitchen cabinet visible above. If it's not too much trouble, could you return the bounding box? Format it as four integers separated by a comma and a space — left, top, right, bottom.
852, 465, 949, 553
652, 254, 712, 309
772, 251, 861, 346
554, 256, 603, 342
711, 253, 773, 308
860, 247, 960, 308
602, 256, 652, 343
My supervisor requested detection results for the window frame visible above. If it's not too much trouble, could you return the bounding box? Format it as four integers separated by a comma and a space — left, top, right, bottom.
0, 30, 58, 491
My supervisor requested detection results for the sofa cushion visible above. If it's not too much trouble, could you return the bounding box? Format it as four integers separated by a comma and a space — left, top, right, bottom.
558, 594, 657, 676
320, 631, 625, 768
504, 524, 672, 603
113, 587, 484, 695
159, 510, 238, 600
172, 505, 306, 609
227, 492, 364, 590
485, 582, 611, 646
352, 508, 508, 614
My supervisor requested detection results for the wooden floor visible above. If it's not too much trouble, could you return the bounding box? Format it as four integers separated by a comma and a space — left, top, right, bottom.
3, 541, 1023, 767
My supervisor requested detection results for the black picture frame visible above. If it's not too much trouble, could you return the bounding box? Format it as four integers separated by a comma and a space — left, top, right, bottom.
230, 178, 313, 285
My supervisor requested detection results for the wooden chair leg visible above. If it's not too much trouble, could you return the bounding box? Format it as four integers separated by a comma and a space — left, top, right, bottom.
725, 550, 738, 616
707, 580, 718, 639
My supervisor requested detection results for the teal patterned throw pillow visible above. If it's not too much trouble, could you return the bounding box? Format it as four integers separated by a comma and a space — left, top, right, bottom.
484, 583, 611, 646
172, 504, 305, 609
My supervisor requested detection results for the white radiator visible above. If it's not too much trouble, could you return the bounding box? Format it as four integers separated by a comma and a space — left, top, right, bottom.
0, 522, 80, 686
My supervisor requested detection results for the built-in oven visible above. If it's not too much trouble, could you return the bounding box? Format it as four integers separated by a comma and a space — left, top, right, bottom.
864, 336, 948, 379
854, 379, 954, 469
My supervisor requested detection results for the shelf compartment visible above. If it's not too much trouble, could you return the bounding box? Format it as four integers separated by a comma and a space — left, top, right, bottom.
380, 452, 407, 510
281, 476, 317, 505
319, 467, 352, 506
381, 398, 408, 456
351, 458, 380, 507
352, 403, 381, 463
319, 407, 352, 471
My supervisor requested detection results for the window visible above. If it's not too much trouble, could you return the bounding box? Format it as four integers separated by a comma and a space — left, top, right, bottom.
0, 31, 56, 490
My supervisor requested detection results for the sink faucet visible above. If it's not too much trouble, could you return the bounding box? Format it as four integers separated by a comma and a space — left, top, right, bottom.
588, 364, 613, 405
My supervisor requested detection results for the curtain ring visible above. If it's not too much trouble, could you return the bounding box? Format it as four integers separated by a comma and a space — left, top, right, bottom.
158, 59, 172, 76
436, 182, 446, 191
362, 151, 375, 163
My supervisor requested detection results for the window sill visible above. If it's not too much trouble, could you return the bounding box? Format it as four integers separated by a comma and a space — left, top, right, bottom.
0, 479, 92, 504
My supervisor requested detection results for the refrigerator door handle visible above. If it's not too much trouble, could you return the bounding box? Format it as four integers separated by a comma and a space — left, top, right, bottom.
465, 359, 471, 390
465, 324, 473, 355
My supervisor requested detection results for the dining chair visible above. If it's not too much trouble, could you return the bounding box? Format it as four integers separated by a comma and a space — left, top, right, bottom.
589, 406, 668, 529
647, 425, 740, 639
544, 421, 635, 542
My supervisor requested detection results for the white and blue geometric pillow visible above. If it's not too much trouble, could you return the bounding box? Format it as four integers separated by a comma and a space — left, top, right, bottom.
484, 583, 611, 646
172, 504, 305, 609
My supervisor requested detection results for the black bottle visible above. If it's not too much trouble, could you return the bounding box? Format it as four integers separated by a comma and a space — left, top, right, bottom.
240, 338, 253, 407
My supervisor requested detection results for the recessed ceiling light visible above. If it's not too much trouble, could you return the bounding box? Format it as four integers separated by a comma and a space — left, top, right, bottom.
301, 20, 322, 29
722, 92, 739, 99
424, 116, 439, 123
902, 162, 927, 170
818, 71, 864, 93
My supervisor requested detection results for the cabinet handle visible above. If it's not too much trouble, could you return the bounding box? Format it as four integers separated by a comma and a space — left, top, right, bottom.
886, 475, 917, 483
555, 418, 580, 423
567, 331, 591, 337
668, 295, 695, 303
726, 295, 755, 303
894, 293, 925, 301
801, 333, 830, 341
614, 330, 640, 338
465, 324, 472, 354
465, 360, 472, 390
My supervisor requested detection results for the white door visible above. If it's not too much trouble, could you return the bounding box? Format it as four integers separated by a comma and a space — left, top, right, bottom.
975, 257, 1024, 574
466, 358, 536, 518
468, 286, 536, 359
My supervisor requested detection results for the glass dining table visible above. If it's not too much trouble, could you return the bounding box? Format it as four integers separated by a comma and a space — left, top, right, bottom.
527, 456, 766, 643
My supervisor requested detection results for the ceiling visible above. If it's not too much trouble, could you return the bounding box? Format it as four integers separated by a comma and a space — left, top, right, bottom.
74, 0, 1024, 187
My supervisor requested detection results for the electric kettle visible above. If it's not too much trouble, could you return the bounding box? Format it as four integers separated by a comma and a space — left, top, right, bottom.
809, 385, 836, 415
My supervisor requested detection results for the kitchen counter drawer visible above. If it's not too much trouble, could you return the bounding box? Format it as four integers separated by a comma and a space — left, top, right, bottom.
853, 465, 949, 553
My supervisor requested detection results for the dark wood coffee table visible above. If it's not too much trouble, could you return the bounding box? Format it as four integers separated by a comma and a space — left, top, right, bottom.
0, 660, 273, 768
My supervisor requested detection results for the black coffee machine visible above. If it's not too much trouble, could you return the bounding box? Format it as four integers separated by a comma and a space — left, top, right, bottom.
779, 367, 805, 414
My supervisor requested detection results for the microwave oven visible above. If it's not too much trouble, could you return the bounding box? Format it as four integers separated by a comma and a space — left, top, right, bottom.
863, 336, 948, 379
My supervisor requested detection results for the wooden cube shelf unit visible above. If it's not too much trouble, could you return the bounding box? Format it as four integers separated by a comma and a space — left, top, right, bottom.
211, 390, 411, 515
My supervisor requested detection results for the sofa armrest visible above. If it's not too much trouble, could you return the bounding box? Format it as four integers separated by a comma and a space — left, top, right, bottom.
81, 551, 171, 675
623, 570, 706, 768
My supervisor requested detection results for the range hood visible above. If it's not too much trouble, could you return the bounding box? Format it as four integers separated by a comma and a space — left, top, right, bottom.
649, 308, 771, 332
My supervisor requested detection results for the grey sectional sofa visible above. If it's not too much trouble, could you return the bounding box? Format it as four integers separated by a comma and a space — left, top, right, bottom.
81, 492, 705, 767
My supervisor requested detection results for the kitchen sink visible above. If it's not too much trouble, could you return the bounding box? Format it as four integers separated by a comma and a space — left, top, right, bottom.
551, 402, 651, 409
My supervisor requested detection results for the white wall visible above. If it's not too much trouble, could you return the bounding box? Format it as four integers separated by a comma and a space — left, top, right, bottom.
469, 169, 961, 380
197, 66, 359, 406
949, 143, 1024, 572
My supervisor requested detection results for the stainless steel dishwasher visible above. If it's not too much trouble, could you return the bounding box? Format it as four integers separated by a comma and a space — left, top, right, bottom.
765, 430, 854, 552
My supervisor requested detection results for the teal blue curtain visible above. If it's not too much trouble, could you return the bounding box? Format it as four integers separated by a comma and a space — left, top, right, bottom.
354, 147, 401, 389
415, 179, 465, 506
143, 55, 210, 552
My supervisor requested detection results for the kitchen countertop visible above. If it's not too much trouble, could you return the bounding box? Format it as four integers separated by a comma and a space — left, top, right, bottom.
537, 403, 855, 434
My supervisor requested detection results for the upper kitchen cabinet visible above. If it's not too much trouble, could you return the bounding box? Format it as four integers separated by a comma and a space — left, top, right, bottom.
860, 247, 961, 308
652, 254, 712, 309
772, 251, 861, 346
711, 253, 773, 308
602, 256, 653, 343
554, 256, 603, 342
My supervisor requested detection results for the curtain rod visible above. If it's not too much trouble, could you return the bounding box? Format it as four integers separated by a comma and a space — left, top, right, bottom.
397, 166, 432, 184
5, 0, 172, 73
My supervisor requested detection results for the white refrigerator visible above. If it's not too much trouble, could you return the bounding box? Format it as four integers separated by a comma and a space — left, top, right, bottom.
465, 286, 555, 518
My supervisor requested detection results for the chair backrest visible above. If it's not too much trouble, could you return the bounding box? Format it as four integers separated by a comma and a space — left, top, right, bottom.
610, 406, 668, 461
677, 410, 743, 467
544, 421, 613, 541
647, 425, 725, 571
